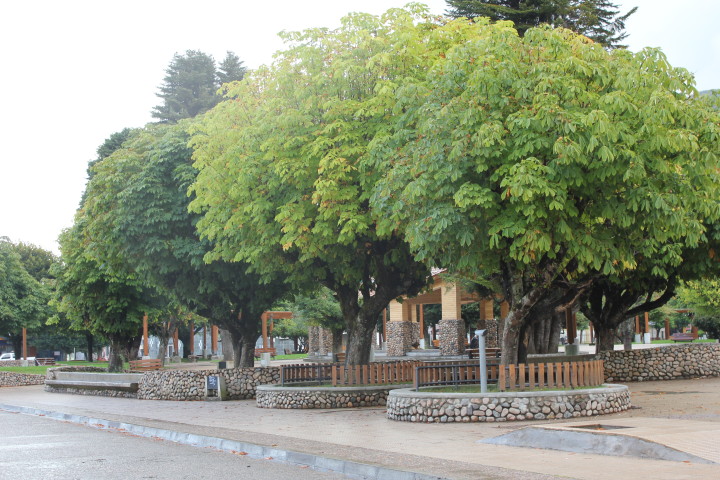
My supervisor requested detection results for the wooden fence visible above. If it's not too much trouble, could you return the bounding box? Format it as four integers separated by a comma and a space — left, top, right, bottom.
331, 361, 420, 386
282, 360, 605, 391
280, 363, 335, 385
414, 360, 604, 391
497, 360, 604, 391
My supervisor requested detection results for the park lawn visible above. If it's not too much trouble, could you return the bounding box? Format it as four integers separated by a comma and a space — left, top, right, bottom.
0, 360, 110, 374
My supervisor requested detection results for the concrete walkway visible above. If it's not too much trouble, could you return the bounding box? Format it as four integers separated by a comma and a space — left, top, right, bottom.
1, 376, 719, 479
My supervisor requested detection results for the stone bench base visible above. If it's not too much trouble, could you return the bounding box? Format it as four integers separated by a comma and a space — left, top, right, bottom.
45, 380, 138, 392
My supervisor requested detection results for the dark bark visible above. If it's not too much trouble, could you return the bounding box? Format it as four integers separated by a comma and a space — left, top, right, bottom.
331, 329, 343, 354
580, 277, 676, 353
108, 336, 125, 372
85, 332, 95, 362
219, 328, 234, 360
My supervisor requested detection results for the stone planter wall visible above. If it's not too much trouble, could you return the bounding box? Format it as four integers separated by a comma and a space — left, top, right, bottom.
597, 343, 720, 382
0, 371, 45, 387
256, 384, 407, 409
138, 367, 280, 400
387, 384, 630, 423
0, 360, 25, 367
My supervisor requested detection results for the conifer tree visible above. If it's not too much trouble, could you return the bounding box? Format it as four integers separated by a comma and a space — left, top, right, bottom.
446, 0, 637, 48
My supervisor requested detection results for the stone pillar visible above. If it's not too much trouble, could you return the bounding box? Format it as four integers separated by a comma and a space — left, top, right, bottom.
387, 300, 414, 356
319, 327, 333, 354
485, 318, 499, 348
439, 282, 465, 355
308, 326, 320, 355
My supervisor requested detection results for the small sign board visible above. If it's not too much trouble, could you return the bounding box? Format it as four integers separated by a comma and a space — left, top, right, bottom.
206, 375, 219, 391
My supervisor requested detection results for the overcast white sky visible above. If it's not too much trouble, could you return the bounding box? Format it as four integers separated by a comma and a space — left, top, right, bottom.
1, 1, 718, 254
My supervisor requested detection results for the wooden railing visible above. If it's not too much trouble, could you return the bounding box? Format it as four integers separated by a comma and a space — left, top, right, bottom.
414, 360, 604, 391
280, 363, 335, 385
414, 362, 501, 390
331, 362, 420, 386
497, 360, 604, 391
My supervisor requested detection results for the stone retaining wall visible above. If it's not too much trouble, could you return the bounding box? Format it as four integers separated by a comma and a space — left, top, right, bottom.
597, 343, 720, 382
256, 384, 406, 409
0, 371, 45, 387
386, 384, 630, 423
0, 360, 25, 367
138, 367, 280, 400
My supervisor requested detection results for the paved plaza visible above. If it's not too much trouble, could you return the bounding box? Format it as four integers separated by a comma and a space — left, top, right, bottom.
1, 373, 718, 479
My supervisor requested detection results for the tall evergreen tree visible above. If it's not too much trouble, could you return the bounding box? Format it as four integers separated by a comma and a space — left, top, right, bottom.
216, 51, 247, 86
446, 0, 637, 48
152, 50, 219, 123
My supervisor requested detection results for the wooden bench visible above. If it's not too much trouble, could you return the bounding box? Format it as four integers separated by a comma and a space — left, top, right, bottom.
467, 348, 502, 359
254, 347, 276, 359
35, 358, 56, 366
670, 333, 696, 342
128, 359, 162, 371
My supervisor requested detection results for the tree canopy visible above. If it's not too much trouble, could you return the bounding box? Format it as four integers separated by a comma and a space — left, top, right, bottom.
77, 123, 287, 367
446, 0, 637, 48
188, 6, 478, 364
369, 20, 720, 363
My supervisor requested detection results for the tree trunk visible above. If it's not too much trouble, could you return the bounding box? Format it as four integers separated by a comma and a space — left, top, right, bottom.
331, 329, 343, 354
345, 311, 376, 365
85, 332, 95, 362
220, 328, 234, 361
621, 318, 634, 351
239, 335, 256, 367
593, 323, 616, 353
108, 336, 125, 372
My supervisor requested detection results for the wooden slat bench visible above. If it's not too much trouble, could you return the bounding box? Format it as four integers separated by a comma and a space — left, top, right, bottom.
254, 347, 276, 359
128, 359, 163, 371
35, 358, 56, 366
670, 333, 696, 342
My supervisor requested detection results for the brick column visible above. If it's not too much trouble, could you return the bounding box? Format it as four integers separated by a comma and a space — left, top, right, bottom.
439, 282, 465, 355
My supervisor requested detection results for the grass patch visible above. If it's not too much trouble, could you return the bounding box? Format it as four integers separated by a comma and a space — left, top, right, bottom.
274, 353, 307, 360
649, 339, 716, 344
0, 360, 110, 374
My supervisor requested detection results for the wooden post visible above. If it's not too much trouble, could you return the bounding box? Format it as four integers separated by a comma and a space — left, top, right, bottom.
261, 312, 269, 349
173, 328, 179, 356
644, 312, 650, 336
269, 316, 275, 348
189, 322, 194, 356
565, 309, 576, 344
419, 304, 425, 343
635, 316, 640, 334
664, 318, 670, 340
143, 314, 149, 357
382, 308, 387, 345
22, 327, 27, 360
211, 325, 218, 355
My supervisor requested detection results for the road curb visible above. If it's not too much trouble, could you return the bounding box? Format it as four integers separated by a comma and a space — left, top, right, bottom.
0, 403, 444, 480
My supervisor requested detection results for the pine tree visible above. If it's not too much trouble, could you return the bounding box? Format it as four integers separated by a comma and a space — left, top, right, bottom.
217, 51, 247, 86
446, 0, 637, 48
152, 50, 219, 123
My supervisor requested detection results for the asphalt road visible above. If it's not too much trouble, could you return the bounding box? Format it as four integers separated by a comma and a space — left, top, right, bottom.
0, 410, 349, 479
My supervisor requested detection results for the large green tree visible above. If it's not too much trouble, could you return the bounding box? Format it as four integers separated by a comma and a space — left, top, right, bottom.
0, 238, 49, 357
369, 21, 720, 364
189, 6, 496, 364
446, 0, 637, 48
53, 219, 149, 372
79, 124, 286, 367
